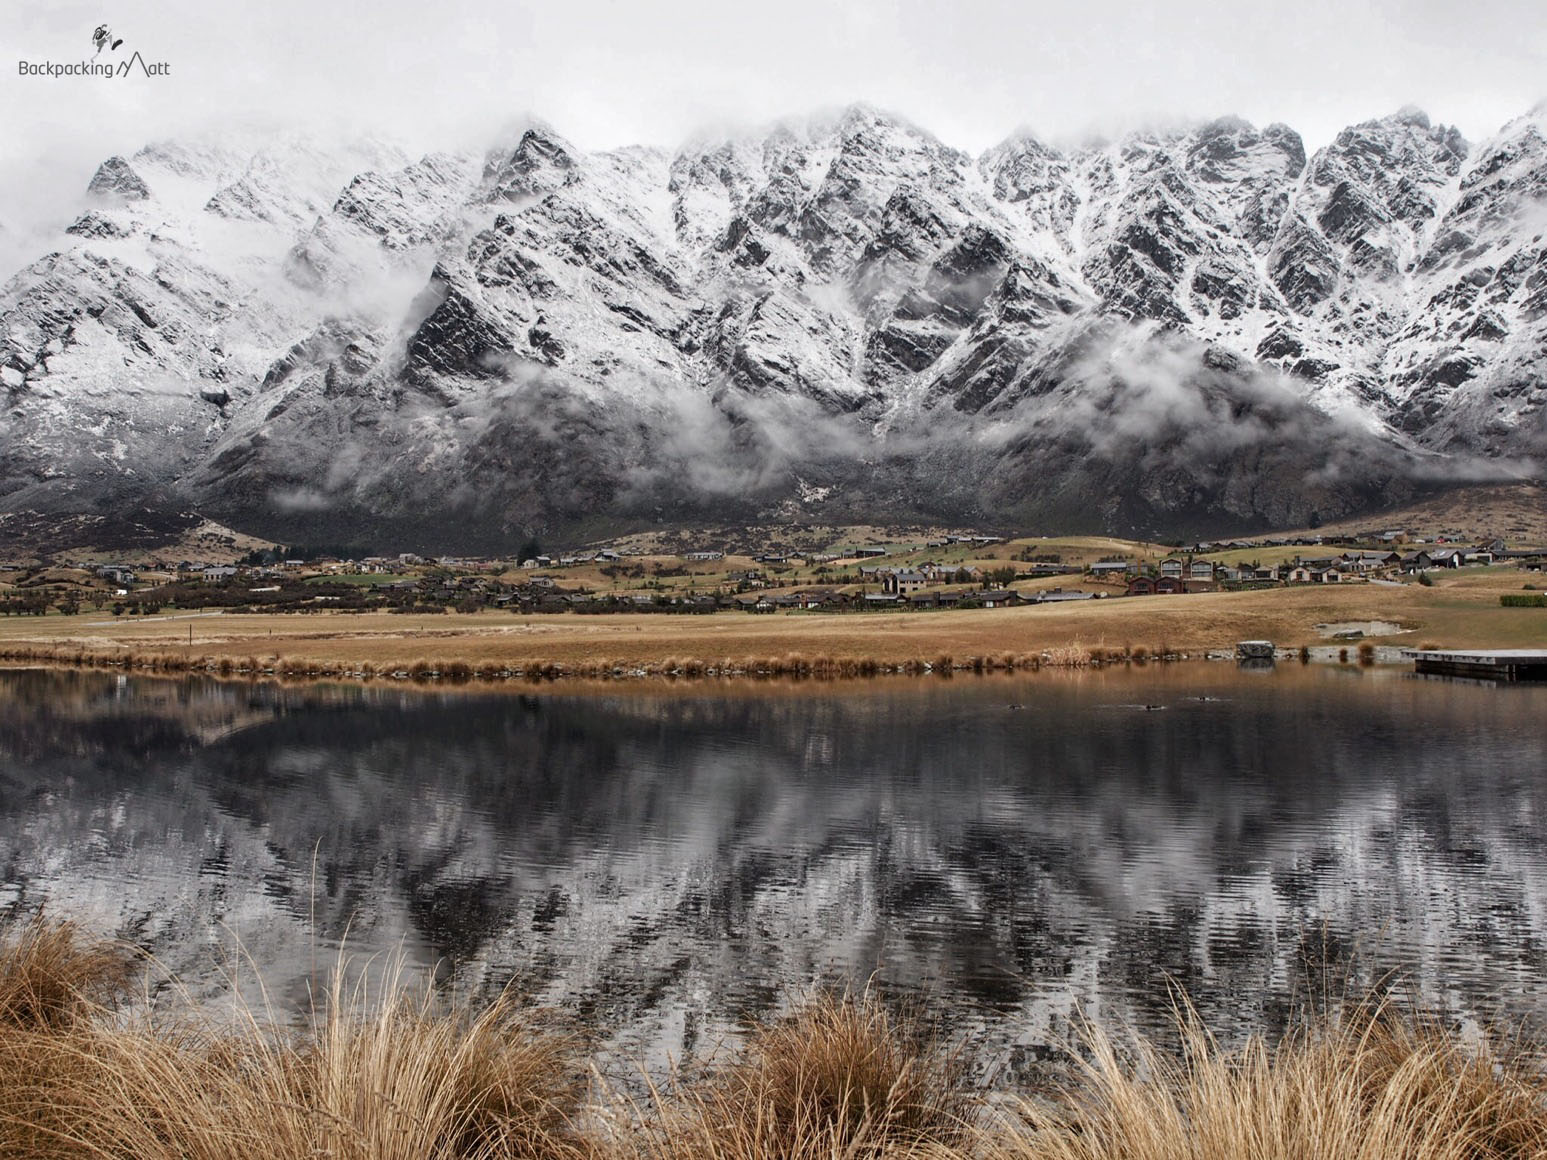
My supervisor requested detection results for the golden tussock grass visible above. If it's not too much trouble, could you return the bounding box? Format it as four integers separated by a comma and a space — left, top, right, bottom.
991, 1002, 1547, 1160
2, 920, 1547, 1159
0, 913, 136, 1032
635, 991, 972, 1160
0, 920, 589, 1160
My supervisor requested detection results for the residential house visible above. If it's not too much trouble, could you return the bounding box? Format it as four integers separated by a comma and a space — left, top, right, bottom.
921, 563, 978, 582
202, 565, 238, 582
973, 590, 1020, 608
1159, 557, 1186, 579
883, 571, 929, 596
788, 589, 841, 609
1187, 560, 1216, 582
1341, 551, 1399, 574
1089, 561, 1135, 578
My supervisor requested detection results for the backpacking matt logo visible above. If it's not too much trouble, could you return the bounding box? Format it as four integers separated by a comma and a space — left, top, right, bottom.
17, 23, 170, 78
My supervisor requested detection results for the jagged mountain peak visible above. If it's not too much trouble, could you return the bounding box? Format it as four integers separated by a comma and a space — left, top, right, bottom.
2, 103, 1544, 549
806, 102, 941, 141
1319, 109, 1468, 181
484, 122, 580, 202
86, 156, 151, 201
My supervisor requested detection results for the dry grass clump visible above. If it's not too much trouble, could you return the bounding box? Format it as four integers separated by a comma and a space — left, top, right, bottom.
279, 988, 588, 1160
1040, 644, 1094, 668
0, 943, 589, 1160
0, 913, 137, 1032
643, 991, 971, 1160
990, 1003, 1547, 1160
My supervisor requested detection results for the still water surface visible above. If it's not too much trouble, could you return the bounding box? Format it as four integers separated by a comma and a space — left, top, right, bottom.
2, 664, 1545, 1072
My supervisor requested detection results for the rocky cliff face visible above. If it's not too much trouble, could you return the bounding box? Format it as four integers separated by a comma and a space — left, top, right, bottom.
2, 105, 1544, 549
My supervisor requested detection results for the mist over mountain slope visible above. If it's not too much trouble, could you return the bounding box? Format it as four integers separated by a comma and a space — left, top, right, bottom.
2, 105, 1544, 550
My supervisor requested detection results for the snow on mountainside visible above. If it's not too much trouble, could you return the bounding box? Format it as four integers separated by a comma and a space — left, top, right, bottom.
2, 106, 1544, 550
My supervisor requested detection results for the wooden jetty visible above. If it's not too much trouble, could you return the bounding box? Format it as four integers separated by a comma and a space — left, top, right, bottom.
1405, 649, 1547, 682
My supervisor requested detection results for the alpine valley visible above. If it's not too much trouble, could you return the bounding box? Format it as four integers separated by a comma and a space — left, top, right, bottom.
3, 104, 1545, 552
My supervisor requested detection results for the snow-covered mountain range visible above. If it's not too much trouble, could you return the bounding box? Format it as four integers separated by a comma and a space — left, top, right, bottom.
2, 104, 1544, 549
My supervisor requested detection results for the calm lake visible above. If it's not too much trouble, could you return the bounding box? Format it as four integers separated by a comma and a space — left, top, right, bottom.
3, 664, 1546, 1074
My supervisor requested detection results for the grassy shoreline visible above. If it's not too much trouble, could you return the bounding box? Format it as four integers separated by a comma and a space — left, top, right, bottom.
0, 573, 1542, 686
2, 916, 1544, 1158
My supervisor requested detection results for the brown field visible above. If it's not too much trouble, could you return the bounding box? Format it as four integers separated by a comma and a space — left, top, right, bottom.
1, 569, 1542, 681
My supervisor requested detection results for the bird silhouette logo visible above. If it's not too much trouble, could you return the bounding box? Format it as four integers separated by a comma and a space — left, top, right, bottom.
91, 24, 124, 56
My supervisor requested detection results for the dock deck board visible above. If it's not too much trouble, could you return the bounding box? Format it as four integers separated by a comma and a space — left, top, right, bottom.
1405, 649, 1547, 681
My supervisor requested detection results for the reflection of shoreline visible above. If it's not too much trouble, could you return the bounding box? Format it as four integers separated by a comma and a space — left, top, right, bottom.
2, 668, 1546, 1065
0, 655, 1429, 702
0, 649, 1218, 690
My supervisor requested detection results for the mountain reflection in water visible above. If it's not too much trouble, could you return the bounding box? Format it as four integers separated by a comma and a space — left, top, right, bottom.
2, 665, 1546, 1071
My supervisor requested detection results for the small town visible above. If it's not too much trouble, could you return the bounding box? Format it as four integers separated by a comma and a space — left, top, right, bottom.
2, 524, 1545, 619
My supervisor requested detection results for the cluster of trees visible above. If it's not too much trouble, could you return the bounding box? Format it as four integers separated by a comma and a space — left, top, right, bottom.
0, 595, 54, 616
238, 543, 373, 566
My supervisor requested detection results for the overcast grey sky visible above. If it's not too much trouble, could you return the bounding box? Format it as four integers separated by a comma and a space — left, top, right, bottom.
2, 0, 1544, 239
